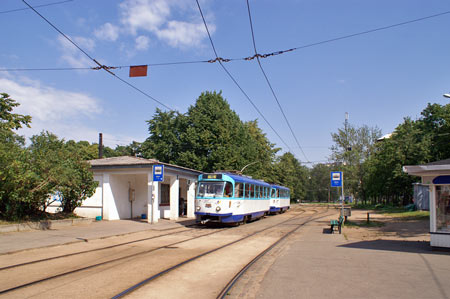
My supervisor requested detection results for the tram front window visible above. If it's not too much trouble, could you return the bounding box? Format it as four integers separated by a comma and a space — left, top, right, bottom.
198, 182, 225, 198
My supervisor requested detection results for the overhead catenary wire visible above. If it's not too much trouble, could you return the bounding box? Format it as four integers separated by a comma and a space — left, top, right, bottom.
0, 0, 73, 14
195, 0, 293, 154
245, 0, 310, 164
22, 0, 173, 111
2, 9, 450, 72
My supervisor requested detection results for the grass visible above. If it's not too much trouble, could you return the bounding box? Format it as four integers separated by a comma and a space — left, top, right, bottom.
382, 210, 430, 221
0, 212, 81, 225
344, 220, 385, 228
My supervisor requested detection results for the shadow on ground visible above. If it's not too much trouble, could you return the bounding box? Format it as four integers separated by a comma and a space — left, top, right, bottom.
339, 239, 450, 255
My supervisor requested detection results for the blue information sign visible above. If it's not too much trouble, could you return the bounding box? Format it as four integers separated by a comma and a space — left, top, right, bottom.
153, 165, 164, 182
330, 171, 343, 187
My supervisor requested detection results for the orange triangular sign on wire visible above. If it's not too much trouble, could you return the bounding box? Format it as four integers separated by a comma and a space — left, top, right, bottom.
129, 65, 148, 77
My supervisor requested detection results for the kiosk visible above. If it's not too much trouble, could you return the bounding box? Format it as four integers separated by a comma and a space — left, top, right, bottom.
404, 159, 450, 248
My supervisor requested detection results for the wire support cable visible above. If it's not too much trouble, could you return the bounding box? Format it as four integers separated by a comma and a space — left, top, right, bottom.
22, 0, 173, 111
195, 0, 293, 153
240, 10, 450, 62
0, 0, 73, 14
6, 9, 450, 74
245, 0, 310, 163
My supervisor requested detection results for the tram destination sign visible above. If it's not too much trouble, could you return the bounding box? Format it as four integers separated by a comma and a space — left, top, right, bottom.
330, 171, 343, 187
153, 165, 164, 182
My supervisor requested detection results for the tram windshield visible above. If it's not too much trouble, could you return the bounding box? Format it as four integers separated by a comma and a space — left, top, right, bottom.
197, 182, 225, 198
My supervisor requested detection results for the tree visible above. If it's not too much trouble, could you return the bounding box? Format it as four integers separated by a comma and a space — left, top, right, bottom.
330, 123, 381, 203
273, 152, 308, 201
0, 93, 31, 133
305, 163, 340, 202
364, 117, 431, 205
142, 91, 279, 175
0, 93, 33, 219
141, 109, 187, 164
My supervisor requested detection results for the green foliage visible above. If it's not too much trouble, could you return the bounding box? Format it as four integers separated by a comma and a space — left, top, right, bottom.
142, 91, 280, 176
141, 91, 307, 199
272, 152, 308, 200
0, 93, 97, 220
0, 93, 31, 132
304, 163, 340, 202
330, 123, 382, 203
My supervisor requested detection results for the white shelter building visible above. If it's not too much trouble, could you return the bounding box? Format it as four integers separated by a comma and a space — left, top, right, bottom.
403, 159, 450, 248
75, 156, 202, 222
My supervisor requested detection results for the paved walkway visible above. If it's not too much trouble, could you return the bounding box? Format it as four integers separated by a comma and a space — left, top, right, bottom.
252, 216, 450, 299
0, 218, 195, 255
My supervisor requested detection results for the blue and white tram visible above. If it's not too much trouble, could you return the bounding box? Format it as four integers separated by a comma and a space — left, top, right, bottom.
269, 184, 290, 213
195, 173, 271, 224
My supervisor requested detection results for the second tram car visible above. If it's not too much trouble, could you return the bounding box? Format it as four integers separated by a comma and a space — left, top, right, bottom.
269, 184, 290, 213
195, 173, 271, 224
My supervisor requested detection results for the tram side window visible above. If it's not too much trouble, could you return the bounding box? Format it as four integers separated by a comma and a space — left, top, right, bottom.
256, 185, 260, 198
224, 182, 233, 197
250, 185, 255, 198
245, 184, 250, 198
235, 183, 244, 198
271, 188, 275, 198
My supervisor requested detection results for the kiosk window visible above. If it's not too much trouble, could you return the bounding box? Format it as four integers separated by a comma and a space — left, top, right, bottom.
436, 185, 450, 232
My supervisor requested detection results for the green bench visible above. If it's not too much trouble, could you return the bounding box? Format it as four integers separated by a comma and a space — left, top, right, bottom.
330, 216, 344, 234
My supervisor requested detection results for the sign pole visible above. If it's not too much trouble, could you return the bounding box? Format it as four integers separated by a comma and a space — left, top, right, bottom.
341, 172, 344, 218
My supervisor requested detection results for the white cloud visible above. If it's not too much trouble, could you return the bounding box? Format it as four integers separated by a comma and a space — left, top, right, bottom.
94, 23, 120, 41
156, 21, 210, 48
120, 0, 171, 34
0, 73, 109, 144
135, 35, 150, 50
57, 35, 96, 68
117, 0, 213, 49
0, 74, 101, 122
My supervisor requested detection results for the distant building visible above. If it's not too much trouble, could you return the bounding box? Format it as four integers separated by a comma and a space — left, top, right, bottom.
376, 133, 392, 142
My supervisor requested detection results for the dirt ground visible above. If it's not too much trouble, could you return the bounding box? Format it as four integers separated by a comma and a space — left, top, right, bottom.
341, 208, 430, 242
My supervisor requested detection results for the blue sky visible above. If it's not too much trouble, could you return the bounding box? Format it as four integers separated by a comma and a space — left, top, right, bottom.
1, 0, 450, 164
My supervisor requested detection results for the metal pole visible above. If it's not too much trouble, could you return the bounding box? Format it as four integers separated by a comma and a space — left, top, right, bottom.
341, 172, 344, 218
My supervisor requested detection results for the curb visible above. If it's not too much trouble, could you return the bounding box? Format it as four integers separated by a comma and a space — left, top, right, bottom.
0, 218, 93, 233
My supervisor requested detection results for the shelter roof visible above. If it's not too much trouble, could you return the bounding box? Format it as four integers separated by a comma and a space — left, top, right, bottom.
403, 158, 450, 177
89, 156, 158, 166
88, 156, 203, 175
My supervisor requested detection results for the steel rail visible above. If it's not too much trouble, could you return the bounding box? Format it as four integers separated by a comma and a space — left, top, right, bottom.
216, 211, 333, 298
111, 208, 316, 298
0, 224, 198, 271
0, 227, 229, 295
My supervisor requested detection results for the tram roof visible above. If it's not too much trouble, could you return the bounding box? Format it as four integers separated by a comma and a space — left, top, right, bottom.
270, 184, 290, 191
200, 172, 271, 187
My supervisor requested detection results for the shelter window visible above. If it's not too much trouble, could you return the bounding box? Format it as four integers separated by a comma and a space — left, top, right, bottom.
235, 183, 244, 198
436, 185, 450, 232
161, 184, 170, 206
198, 182, 224, 198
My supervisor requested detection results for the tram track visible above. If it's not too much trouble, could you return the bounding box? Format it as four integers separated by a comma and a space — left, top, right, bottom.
0, 225, 199, 271
111, 208, 324, 298
216, 210, 332, 298
0, 207, 314, 298
0, 226, 229, 295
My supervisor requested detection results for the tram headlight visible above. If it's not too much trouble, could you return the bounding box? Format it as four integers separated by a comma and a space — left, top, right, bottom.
216, 206, 221, 212
196, 206, 201, 211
